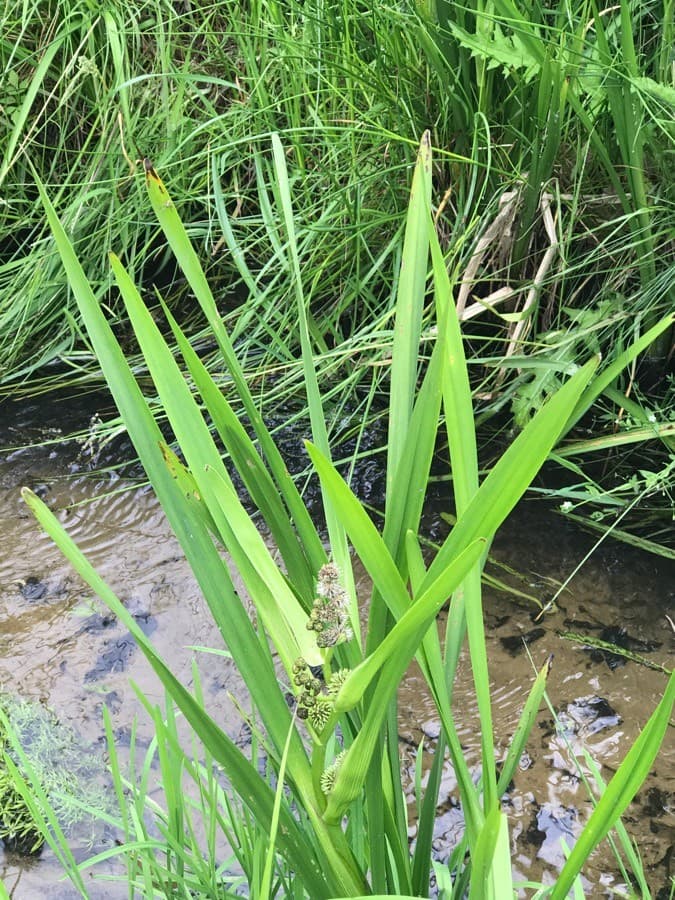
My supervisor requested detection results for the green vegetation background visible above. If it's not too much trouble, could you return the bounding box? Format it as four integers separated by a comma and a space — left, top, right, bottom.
1, 0, 673, 542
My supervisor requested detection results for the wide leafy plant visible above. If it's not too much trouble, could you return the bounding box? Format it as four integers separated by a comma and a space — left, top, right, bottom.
20, 134, 674, 898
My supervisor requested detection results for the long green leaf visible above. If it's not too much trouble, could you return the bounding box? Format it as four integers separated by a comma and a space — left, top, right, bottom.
430, 204, 502, 820
306, 440, 413, 620
386, 129, 433, 496
333, 538, 486, 714
269, 133, 355, 641
143, 159, 321, 565
497, 656, 552, 797
109, 252, 321, 672
566, 312, 675, 433
162, 300, 320, 602
0, 36, 65, 186
430, 206, 478, 515
469, 806, 502, 900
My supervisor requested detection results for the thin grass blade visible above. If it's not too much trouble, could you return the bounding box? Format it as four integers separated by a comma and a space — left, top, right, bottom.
497, 656, 552, 797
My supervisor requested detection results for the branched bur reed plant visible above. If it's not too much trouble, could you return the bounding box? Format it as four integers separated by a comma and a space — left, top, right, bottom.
13, 134, 674, 898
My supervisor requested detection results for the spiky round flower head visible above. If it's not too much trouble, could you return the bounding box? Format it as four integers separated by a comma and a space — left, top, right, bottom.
316, 626, 341, 648
316, 563, 346, 603
317, 562, 340, 587
308, 697, 333, 733
293, 659, 312, 688
320, 750, 347, 795
306, 610, 322, 631
327, 669, 351, 697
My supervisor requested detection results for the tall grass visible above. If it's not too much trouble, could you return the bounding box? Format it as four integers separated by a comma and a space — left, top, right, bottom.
9, 134, 673, 897
3, 0, 672, 376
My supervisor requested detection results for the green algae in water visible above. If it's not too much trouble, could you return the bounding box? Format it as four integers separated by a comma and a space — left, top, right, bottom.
0, 695, 113, 855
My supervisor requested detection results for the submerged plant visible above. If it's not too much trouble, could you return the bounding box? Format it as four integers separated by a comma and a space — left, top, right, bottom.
0, 728, 41, 854
0, 695, 112, 856
16, 133, 674, 897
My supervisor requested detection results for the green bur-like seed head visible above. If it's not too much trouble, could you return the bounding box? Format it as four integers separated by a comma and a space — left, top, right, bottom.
307, 697, 333, 733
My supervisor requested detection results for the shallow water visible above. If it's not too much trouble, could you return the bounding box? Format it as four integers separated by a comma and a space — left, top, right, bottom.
398, 503, 674, 896
0, 398, 673, 897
